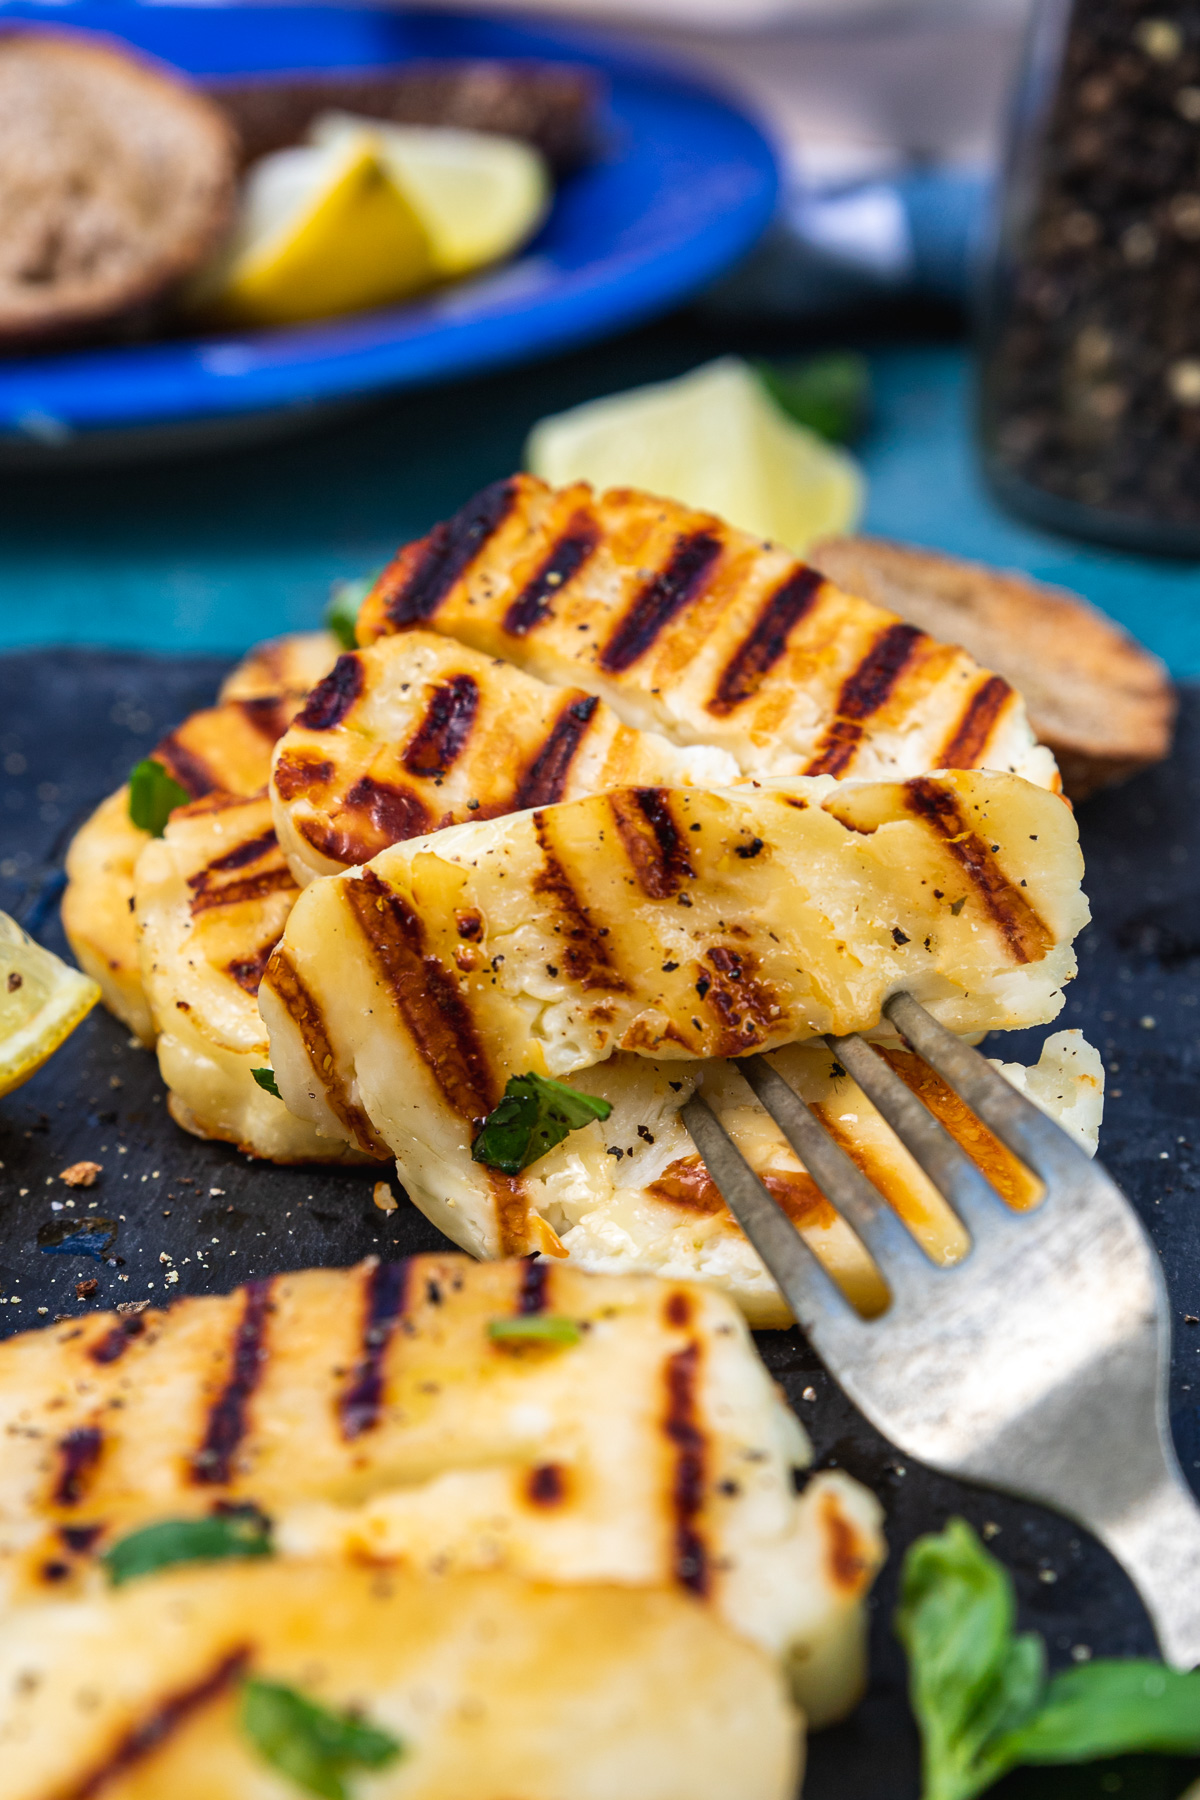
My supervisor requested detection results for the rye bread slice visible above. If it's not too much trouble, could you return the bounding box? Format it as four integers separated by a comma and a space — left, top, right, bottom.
0, 29, 237, 349
809, 534, 1175, 801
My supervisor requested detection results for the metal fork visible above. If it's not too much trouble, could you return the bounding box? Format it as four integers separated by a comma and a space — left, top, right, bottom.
682, 991, 1200, 1668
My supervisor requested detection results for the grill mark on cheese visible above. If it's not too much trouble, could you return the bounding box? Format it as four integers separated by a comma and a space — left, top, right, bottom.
340, 1258, 411, 1439
905, 777, 1054, 964
225, 941, 277, 997
663, 1341, 708, 1597
514, 693, 599, 807
664, 1289, 692, 1329
609, 788, 694, 898
708, 565, 825, 715
262, 948, 379, 1153
804, 622, 925, 777
153, 733, 217, 799
273, 752, 334, 801
702, 945, 782, 1053
939, 674, 1014, 769
383, 477, 517, 625
342, 775, 431, 846
188, 865, 296, 916
402, 673, 479, 777
88, 1313, 146, 1366
204, 828, 279, 875
490, 1172, 532, 1258
648, 1153, 837, 1231
600, 530, 723, 673
53, 1426, 103, 1507
526, 1462, 567, 1506
502, 514, 599, 636
54, 1646, 251, 1800
296, 653, 364, 731
519, 1259, 550, 1314
877, 1046, 1039, 1209
238, 694, 293, 741
192, 1279, 273, 1485
346, 868, 496, 1121
532, 811, 626, 992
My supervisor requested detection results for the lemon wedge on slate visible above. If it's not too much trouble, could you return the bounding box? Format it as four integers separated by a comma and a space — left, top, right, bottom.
311, 113, 551, 277
204, 129, 436, 327
0, 913, 99, 1097
526, 356, 864, 555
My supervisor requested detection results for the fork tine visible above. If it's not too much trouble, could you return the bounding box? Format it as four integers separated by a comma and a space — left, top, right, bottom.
824, 1027, 1017, 1240
737, 1054, 940, 1288
680, 1094, 865, 1342
883, 991, 1094, 1182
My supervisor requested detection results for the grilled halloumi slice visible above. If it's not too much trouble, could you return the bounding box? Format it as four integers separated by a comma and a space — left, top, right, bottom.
0, 1257, 884, 1727
272, 629, 739, 885
62, 630, 340, 1043
356, 474, 1060, 789
1, 1564, 800, 1800
136, 791, 372, 1162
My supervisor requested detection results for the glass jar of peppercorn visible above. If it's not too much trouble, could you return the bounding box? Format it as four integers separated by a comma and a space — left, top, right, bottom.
980, 0, 1200, 552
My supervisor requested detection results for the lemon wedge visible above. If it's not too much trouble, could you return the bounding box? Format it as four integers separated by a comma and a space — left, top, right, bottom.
311, 113, 551, 278
203, 129, 436, 328
526, 356, 864, 555
0, 913, 99, 1097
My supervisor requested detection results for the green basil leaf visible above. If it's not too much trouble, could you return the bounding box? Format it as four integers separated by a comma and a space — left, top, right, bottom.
325, 575, 375, 651
488, 1314, 582, 1348
896, 1519, 1045, 1800
252, 1066, 282, 1099
755, 352, 870, 444
128, 758, 190, 837
241, 1678, 402, 1800
1000, 1660, 1200, 1765
104, 1505, 273, 1586
471, 1072, 612, 1175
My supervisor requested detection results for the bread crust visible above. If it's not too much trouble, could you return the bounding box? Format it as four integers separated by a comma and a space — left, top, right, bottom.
810, 534, 1176, 800
0, 27, 237, 348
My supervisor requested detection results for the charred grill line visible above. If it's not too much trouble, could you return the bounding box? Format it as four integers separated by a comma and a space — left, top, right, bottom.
664, 1341, 709, 1597
226, 942, 277, 997
88, 1314, 147, 1366
272, 753, 334, 801
296, 654, 365, 731
648, 1154, 835, 1231
513, 694, 599, 808
191, 1280, 273, 1485
238, 695, 292, 741
341, 776, 431, 845
340, 1259, 411, 1439
502, 516, 599, 636
152, 735, 217, 799
609, 788, 694, 898
804, 622, 925, 777
526, 1462, 567, 1506
402, 673, 480, 777
53, 1426, 103, 1507
261, 949, 380, 1153
904, 776, 1054, 964
188, 867, 296, 917
347, 869, 495, 1122
939, 674, 1014, 769
54, 1646, 251, 1800
532, 812, 626, 992
708, 565, 824, 715
201, 829, 279, 876
600, 530, 723, 674
519, 1259, 550, 1315
383, 478, 517, 626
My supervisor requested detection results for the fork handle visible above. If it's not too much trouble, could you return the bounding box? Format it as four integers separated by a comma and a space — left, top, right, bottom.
1101, 1470, 1200, 1670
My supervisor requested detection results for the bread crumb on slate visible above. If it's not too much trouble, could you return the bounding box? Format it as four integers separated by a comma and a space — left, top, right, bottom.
374, 1181, 399, 1214
59, 1161, 101, 1188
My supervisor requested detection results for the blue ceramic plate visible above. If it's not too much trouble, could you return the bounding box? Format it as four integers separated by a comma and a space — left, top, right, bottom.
0, 4, 778, 448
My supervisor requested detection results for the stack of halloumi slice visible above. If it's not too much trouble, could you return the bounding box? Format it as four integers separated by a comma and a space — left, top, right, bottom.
0, 1256, 882, 1795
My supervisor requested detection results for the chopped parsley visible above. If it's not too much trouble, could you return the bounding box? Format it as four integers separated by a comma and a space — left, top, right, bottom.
471, 1072, 612, 1175
241, 1679, 402, 1799
128, 758, 189, 837
103, 1505, 273, 1586
488, 1315, 582, 1349
252, 1066, 282, 1099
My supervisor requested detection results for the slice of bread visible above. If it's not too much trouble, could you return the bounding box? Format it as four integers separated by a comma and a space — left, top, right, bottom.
0, 29, 237, 348
809, 535, 1175, 800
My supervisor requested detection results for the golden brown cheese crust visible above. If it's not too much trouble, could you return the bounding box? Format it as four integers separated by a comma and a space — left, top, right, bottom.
0, 1255, 884, 1726
0, 1564, 800, 1800
355, 475, 1059, 788
270, 630, 737, 884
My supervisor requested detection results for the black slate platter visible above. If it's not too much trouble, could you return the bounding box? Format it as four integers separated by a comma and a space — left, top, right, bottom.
2, 648, 1200, 1800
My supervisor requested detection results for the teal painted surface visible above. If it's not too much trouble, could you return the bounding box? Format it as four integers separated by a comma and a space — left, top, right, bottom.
3, 334, 1199, 673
